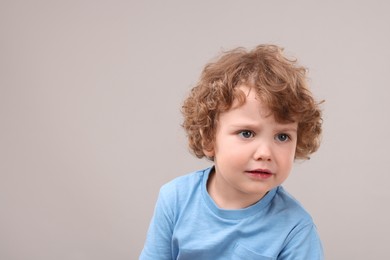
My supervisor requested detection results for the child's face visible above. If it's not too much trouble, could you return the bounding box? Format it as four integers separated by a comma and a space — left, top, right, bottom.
205, 85, 298, 208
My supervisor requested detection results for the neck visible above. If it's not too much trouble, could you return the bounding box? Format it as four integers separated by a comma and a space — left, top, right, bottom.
207, 170, 267, 210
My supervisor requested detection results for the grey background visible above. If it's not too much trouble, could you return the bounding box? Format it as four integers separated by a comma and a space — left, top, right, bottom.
1, 0, 389, 259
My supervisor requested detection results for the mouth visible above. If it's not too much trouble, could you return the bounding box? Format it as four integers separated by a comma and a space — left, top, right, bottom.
245, 169, 274, 179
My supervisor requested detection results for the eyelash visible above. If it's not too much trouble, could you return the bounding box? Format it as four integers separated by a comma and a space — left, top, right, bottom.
238, 130, 255, 139
275, 133, 291, 142
237, 131, 291, 142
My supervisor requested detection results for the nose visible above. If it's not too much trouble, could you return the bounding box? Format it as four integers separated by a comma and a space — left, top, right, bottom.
253, 142, 272, 161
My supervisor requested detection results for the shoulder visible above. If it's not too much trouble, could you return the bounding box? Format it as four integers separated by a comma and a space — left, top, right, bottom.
158, 167, 209, 204
160, 168, 207, 192
272, 187, 324, 258
153, 167, 210, 222
271, 186, 314, 224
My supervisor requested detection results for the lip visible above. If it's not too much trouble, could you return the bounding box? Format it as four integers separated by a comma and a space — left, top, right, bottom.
245, 169, 274, 180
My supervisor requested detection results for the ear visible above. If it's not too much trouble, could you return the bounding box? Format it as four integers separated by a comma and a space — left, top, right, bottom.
200, 129, 215, 159
203, 148, 215, 158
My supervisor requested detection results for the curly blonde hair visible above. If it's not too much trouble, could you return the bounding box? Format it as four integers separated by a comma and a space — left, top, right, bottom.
182, 44, 322, 160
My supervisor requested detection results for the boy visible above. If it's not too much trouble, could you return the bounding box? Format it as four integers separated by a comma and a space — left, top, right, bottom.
140, 44, 324, 259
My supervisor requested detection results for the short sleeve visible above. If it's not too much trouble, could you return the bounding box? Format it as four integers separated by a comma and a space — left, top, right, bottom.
139, 187, 175, 260
278, 223, 324, 260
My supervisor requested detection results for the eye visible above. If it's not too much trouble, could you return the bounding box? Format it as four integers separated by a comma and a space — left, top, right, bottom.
275, 133, 290, 142
238, 130, 255, 139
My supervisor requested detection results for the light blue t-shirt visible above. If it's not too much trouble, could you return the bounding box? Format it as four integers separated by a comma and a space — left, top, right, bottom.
140, 167, 324, 260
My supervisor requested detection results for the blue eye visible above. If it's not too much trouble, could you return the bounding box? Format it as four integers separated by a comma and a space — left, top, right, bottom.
276, 133, 290, 142
238, 130, 254, 139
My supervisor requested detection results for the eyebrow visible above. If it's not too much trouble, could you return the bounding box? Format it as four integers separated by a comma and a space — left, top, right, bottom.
228, 123, 259, 129
276, 127, 298, 133
229, 123, 298, 133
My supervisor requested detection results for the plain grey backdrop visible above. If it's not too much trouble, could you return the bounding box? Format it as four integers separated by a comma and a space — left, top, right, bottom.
1, 0, 390, 259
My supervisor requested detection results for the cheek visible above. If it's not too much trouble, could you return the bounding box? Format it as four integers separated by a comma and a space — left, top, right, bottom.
215, 143, 240, 159
223, 148, 248, 166
277, 147, 296, 165
288, 148, 296, 160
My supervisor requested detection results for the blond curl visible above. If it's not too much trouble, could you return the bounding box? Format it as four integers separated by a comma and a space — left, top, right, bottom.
182, 44, 323, 160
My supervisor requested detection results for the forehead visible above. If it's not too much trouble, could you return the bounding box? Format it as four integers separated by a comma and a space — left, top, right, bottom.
231, 85, 269, 115
230, 84, 298, 124
221, 85, 297, 127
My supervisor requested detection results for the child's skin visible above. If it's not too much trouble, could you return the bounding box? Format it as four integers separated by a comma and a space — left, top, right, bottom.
140, 45, 324, 259
205, 85, 298, 209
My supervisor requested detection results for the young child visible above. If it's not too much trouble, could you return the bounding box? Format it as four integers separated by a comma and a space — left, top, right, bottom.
140, 44, 324, 259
